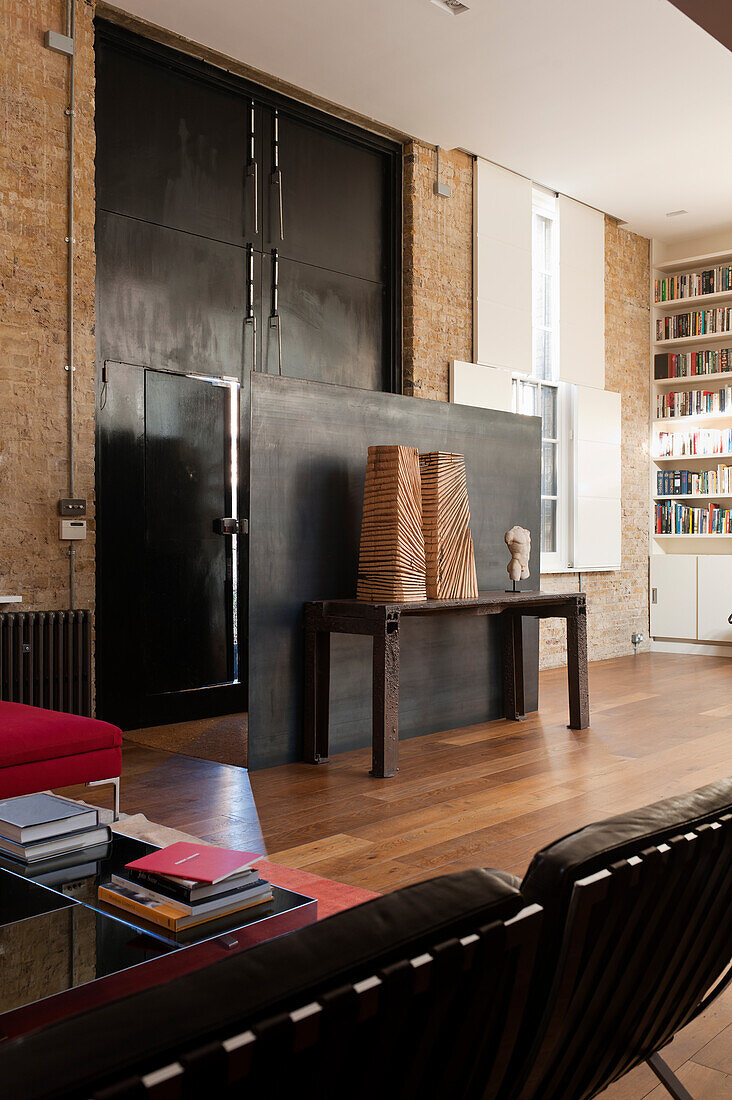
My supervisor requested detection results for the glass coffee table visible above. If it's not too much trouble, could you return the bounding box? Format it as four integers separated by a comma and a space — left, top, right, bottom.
0, 832, 316, 1040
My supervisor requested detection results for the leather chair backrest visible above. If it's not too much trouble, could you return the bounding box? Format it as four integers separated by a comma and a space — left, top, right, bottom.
0, 868, 536, 1100
513, 778, 732, 1100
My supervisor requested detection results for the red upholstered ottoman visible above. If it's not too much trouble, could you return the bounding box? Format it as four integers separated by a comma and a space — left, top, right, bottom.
0, 702, 122, 819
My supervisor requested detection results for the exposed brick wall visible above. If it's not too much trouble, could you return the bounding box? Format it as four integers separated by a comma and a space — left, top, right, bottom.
403, 141, 473, 400
539, 219, 651, 667
1, 5, 648, 680
0, 0, 96, 611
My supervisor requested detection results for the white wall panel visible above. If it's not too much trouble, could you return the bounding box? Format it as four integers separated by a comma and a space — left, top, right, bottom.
474, 158, 532, 373
573, 385, 621, 569
559, 196, 605, 389
576, 384, 621, 444
577, 440, 621, 498
449, 360, 513, 412
575, 498, 621, 569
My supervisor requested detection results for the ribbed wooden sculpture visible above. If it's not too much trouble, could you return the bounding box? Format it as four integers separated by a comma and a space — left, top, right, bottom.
357, 445, 427, 602
419, 451, 478, 600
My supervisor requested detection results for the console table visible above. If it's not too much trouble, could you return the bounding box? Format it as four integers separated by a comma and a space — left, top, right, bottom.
304, 591, 589, 778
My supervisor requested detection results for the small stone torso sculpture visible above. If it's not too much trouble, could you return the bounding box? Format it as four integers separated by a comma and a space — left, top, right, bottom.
505, 526, 531, 587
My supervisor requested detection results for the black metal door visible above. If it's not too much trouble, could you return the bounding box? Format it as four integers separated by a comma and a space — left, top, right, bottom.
262, 251, 385, 388
95, 23, 400, 733
96, 364, 242, 729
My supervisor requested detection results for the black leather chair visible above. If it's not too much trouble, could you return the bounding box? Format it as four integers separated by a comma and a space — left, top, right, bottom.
2, 780, 730, 1100
1, 869, 541, 1100
511, 778, 732, 1100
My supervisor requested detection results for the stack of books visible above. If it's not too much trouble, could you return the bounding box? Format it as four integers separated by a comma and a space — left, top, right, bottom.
0, 794, 111, 864
99, 842, 272, 933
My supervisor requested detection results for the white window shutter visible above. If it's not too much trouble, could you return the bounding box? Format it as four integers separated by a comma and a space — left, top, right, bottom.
449, 360, 513, 412
573, 385, 621, 569
558, 197, 605, 389
473, 159, 532, 373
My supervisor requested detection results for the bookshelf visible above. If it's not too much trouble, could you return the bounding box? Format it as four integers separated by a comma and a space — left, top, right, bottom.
650, 244, 732, 651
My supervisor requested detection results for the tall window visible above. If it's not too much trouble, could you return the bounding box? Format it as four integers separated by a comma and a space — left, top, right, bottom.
513, 188, 565, 571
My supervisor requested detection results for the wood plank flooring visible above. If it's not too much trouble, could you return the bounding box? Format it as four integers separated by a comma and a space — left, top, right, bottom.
61, 651, 732, 1099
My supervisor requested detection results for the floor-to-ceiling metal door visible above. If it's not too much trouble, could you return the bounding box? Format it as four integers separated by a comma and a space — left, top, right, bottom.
94, 21, 400, 740
96, 363, 242, 729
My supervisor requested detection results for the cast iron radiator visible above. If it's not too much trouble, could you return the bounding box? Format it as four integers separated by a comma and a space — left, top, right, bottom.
0, 611, 92, 716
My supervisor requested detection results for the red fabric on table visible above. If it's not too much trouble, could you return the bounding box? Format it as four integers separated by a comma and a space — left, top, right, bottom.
257, 859, 379, 920
0, 746, 122, 799
0, 702, 122, 767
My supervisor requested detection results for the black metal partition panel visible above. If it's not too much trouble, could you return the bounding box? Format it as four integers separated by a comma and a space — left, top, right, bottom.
249, 374, 541, 769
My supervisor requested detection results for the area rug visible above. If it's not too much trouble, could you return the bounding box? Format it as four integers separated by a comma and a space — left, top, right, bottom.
91, 805, 380, 920
126, 712, 248, 769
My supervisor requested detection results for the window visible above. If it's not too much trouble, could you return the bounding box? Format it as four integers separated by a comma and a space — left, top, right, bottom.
513, 376, 567, 571
532, 189, 558, 383
512, 187, 567, 572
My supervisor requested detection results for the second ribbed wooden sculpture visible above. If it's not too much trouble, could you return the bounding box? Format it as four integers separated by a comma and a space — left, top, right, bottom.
356, 445, 427, 602
419, 451, 478, 600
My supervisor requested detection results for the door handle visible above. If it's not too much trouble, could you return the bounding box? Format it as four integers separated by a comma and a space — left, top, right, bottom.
271, 109, 284, 240
245, 243, 257, 372
246, 100, 258, 234
270, 247, 283, 376
213, 518, 247, 535
728, 613, 732, 624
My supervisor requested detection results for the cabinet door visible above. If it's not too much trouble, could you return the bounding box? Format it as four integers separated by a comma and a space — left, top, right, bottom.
650, 556, 697, 640
698, 557, 732, 642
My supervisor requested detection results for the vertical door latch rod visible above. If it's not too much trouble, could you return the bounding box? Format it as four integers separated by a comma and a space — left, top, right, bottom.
270, 248, 283, 376
245, 243, 257, 372
271, 109, 285, 241
246, 99, 258, 234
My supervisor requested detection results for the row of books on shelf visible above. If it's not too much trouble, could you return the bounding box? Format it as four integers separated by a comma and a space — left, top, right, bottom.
654, 349, 732, 380
657, 466, 732, 496
656, 427, 732, 458
655, 500, 732, 535
99, 841, 272, 933
655, 387, 732, 419
656, 308, 732, 342
654, 267, 732, 303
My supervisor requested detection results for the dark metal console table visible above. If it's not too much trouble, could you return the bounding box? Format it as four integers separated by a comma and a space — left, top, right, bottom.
304, 591, 589, 778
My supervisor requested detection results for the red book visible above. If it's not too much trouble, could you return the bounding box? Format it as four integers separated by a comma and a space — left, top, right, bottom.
125, 842, 261, 884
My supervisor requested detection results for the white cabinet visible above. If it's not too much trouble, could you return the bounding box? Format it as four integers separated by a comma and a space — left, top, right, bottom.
650, 556, 697, 640
698, 557, 732, 642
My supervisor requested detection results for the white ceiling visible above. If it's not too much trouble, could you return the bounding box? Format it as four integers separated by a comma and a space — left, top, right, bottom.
116, 0, 732, 243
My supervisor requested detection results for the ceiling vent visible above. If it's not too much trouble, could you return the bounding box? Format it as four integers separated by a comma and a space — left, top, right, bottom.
666, 209, 688, 218
431, 0, 470, 14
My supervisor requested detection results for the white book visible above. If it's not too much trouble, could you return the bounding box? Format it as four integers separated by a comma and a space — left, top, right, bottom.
0, 793, 98, 842
0, 825, 111, 862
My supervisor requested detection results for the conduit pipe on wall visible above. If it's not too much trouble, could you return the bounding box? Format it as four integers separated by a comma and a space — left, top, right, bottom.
66, 0, 76, 610
50, 0, 78, 609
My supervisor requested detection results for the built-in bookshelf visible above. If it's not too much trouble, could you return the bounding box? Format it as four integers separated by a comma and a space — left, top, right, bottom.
650, 245, 732, 653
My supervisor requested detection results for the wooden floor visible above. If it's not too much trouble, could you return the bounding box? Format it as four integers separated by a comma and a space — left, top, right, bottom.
64, 651, 732, 1099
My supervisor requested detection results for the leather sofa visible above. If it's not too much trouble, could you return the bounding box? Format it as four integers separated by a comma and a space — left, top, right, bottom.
2, 777, 729, 1100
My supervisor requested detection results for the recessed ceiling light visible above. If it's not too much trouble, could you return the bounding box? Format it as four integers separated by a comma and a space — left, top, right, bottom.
431, 0, 470, 14
666, 209, 688, 218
